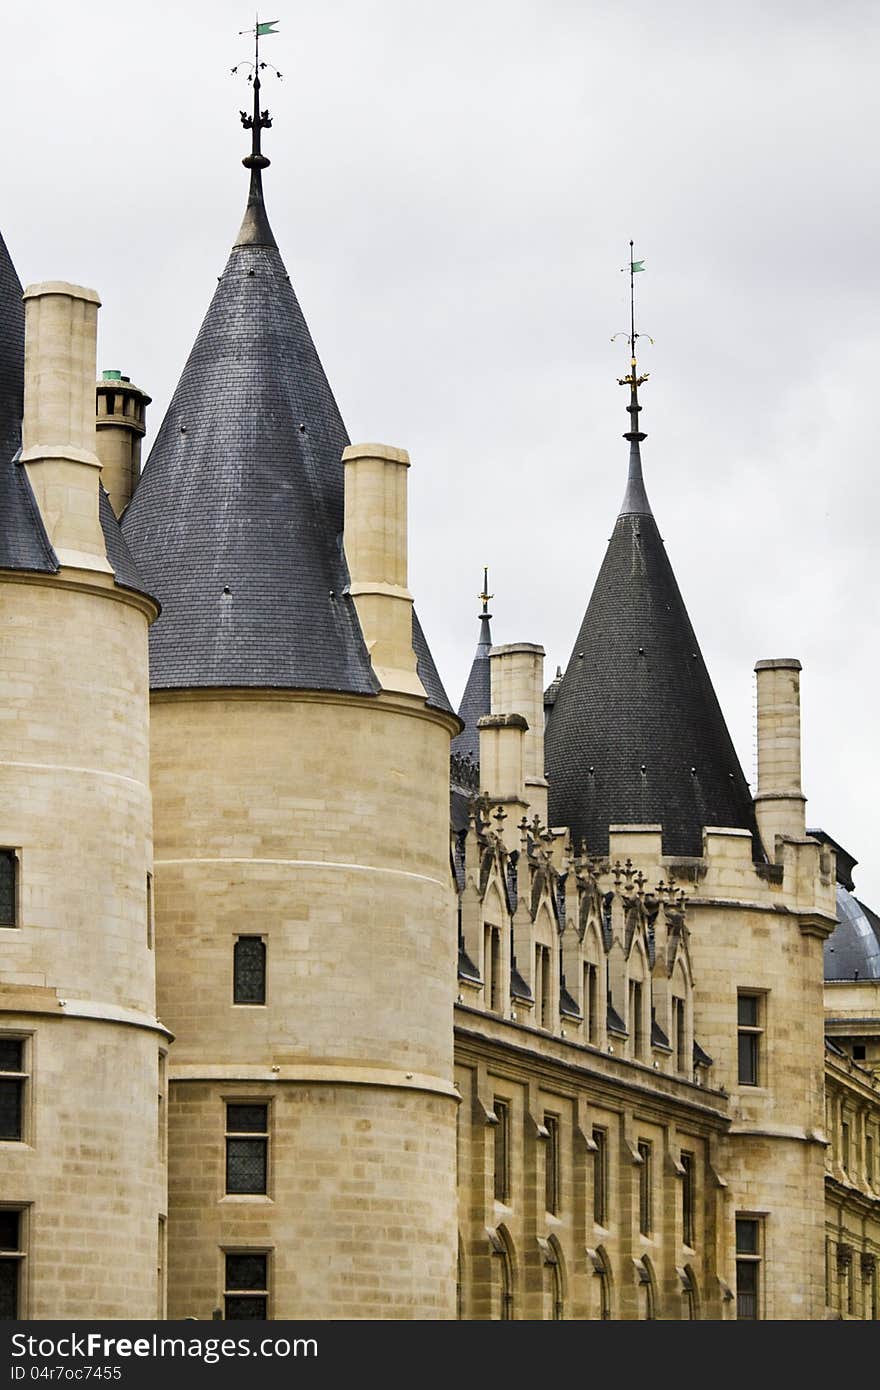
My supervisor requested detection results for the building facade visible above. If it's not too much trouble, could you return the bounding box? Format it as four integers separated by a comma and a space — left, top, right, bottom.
0, 107, 878, 1319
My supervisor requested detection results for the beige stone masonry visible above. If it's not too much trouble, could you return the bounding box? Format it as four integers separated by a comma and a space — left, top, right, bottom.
21, 282, 111, 573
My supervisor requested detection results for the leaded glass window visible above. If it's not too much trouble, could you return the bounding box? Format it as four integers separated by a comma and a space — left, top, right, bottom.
0, 1041, 24, 1142
0, 853, 16, 928
225, 1252, 268, 1320
225, 1103, 268, 1194
0, 1210, 21, 1320
233, 937, 266, 1005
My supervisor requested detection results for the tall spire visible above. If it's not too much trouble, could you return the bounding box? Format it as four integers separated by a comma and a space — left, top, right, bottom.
616, 240, 651, 517
233, 21, 279, 249
544, 246, 763, 859
451, 569, 495, 764
121, 37, 452, 714
477, 564, 493, 647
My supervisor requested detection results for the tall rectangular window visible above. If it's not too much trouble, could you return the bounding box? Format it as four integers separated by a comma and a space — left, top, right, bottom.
0, 1039, 25, 1142
674, 997, 686, 1072
233, 937, 266, 1006
535, 946, 551, 1029
493, 1099, 510, 1202
842, 1121, 851, 1175
225, 1103, 269, 1194
638, 1140, 652, 1236
484, 925, 501, 1013
146, 872, 154, 949
867, 1134, 875, 1188
584, 962, 598, 1044
593, 1128, 607, 1226
0, 1210, 24, 1319
157, 1216, 166, 1319
158, 1051, 167, 1163
630, 981, 644, 1058
681, 1151, 695, 1246
544, 1114, 559, 1215
224, 1251, 268, 1319
737, 993, 762, 1086
0, 852, 17, 928
735, 1217, 761, 1319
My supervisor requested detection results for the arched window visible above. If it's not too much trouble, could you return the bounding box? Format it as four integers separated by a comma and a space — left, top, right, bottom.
589, 1246, 612, 1319
456, 1237, 464, 1320
637, 1256, 656, 1319
489, 1227, 515, 1320
539, 1236, 565, 1320
627, 943, 649, 1060
681, 1265, 700, 1319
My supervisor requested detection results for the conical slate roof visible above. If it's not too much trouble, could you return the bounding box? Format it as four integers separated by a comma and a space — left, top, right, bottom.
0, 229, 55, 572
0, 228, 148, 591
545, 419, 762, 858
122, 172, 451, 709
451, 607, 493, 763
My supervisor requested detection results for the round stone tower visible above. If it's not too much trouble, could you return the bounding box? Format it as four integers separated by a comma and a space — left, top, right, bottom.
121, 114, 460, 1318
0, 245, 167, 1318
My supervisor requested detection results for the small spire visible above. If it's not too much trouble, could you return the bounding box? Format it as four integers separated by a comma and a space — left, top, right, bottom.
615, 240, 653, 517
477, 566, 493, 648
232, 20, 280, 249
479, 565, 493, 619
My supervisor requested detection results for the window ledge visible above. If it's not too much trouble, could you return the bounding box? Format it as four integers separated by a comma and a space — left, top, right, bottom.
219, 1195, 274, 1205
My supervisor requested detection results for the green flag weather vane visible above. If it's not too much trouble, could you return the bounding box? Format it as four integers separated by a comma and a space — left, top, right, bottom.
232, 17, 283, 168
612, 240, 653, 387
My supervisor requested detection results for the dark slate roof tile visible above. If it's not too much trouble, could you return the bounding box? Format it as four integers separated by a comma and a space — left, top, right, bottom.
824, 884, 880, 981
0, 232, 56, 574
510, 966, 532, 1001
651, 1018, 671, 1049
607, 1002, 628, 1036
457, 947, 481, 983
413, 607, 454, 715
99, 484, 154, 600
560, 984, 581, 1018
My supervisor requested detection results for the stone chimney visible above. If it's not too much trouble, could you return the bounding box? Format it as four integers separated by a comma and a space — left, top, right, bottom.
490, 642, 547, 823
343, 442, 426, 699
754, 657, 806, 855
95, 370, 150, 516
21, 281, 111, 572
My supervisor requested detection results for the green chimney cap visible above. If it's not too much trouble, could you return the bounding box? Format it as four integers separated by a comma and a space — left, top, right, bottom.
102, 370, 122, 381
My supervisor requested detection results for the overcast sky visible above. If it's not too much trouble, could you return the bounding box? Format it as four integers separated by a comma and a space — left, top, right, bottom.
4, 1, 878, 902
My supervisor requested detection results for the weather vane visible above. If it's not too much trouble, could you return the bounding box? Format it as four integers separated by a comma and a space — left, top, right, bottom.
479, 566, 493, 615
231, 16, 282, 171
612, 240, 653, 392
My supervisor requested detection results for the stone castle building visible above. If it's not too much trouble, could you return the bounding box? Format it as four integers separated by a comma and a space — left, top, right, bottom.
0, 92, 878, 1320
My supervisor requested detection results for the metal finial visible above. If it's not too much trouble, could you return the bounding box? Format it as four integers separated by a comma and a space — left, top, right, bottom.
612, 241, 653, 432
479, 566, 493, 616
232, 18, 282, 248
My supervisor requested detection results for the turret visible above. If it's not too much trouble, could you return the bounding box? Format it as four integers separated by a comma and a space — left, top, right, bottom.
542, 250, 835, 1317
0, 233, 166, 1318
121, 60, 459, 1319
